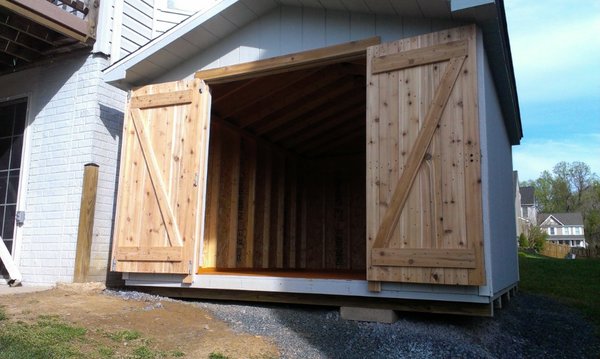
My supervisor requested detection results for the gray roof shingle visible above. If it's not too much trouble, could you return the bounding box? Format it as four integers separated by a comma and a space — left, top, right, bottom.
520, 186, 535, 205
538, 212, 584, 226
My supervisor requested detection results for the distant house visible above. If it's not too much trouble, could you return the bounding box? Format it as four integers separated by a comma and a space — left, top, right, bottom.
538, 213, 586, 248
520, 186, 537, 225
514, 180, 536, 237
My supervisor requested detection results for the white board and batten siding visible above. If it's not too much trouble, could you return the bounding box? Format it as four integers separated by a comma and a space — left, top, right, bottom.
154, 8, 192, 36
477, 31, 519, 297
154, 5, 461, 83
111, 0, 191, 63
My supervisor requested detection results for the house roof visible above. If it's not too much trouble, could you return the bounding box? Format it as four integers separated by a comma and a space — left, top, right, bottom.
520, 186, 534, 205
103, 0, 522, 145
538, 213, 584, 226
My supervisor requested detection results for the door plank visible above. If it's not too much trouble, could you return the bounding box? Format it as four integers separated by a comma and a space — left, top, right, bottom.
372, 55, 466, 250
130, 108, 184, 247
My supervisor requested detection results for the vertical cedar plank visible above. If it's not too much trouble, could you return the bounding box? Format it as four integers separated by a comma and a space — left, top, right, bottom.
297, 159, 307, 268
113, 79, 208, 274
203, 123, 221, 268
463, 27, 485, 285
286, 156, 297, 268
275, 154, 285, 268
366, 42, 381, 283
216, 127, 240, 268
324, 171, 336, 268
243, 138, 257, 267
367, 26, 483, 285
261, 148, 272, 268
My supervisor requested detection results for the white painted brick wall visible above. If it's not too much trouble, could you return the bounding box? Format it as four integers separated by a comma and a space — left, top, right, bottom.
9, 54, 125, 285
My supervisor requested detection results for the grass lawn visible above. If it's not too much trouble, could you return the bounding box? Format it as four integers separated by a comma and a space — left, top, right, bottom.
0, 312, 185, 359
519, 251, 600, 330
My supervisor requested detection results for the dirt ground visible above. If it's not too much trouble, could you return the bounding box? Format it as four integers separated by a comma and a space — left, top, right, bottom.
0, 283, 278, 358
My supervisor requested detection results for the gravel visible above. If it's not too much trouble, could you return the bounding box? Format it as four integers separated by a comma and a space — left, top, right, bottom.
105, 289, 600, 358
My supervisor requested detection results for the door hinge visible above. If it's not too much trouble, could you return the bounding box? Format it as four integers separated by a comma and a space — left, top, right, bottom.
15, 211, 25, 226
193, 173, 199, 187
111, 257, 117, 271
188, 260, 193, 274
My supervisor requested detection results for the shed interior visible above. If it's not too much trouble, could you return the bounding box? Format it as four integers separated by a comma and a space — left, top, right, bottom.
201, 57, 368, 279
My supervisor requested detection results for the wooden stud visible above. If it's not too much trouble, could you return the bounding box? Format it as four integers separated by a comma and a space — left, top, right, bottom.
195, 36, 380, 83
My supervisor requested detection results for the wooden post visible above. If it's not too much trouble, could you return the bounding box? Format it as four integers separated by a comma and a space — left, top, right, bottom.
73, 163, 99, 283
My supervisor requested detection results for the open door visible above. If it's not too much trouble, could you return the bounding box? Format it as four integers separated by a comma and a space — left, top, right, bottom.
112, 79, 211, 274
366, 25, 485, 286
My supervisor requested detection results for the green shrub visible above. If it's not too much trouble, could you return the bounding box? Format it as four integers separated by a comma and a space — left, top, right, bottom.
527, 226, 548, 252
518, 232, 529, 248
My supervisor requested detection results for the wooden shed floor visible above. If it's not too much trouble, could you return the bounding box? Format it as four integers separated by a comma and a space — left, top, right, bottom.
197, 268, 366, 280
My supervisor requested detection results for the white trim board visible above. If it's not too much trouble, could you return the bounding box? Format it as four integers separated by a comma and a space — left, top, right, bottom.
124, 274, 491, 304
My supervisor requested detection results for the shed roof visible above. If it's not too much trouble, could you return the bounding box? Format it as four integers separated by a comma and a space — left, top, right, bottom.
103, 0, 522, 144
538, 213, 584, 226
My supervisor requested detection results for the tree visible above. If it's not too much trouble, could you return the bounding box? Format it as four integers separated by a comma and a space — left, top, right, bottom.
522, 161, 599, 247
527, 226, 547, 252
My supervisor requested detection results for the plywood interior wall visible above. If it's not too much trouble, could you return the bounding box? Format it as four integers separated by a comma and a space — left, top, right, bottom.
201, 61, 367, 273
202, 123, 366, 272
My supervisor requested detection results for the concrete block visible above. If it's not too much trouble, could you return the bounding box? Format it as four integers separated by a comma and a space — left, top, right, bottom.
340, 307, 399, 324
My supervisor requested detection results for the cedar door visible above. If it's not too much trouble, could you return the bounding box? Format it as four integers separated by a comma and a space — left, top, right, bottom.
366, 25, 485, 286
112, 79, 211, 274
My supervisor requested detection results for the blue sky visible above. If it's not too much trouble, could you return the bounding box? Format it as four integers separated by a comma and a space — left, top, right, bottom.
505, 0, 600, 181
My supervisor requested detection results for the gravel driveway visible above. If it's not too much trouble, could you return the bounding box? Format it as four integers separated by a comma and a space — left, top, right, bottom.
109, 290, 600, 358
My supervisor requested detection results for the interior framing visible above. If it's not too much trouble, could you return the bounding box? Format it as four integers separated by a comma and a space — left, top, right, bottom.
197, 41, 374, 280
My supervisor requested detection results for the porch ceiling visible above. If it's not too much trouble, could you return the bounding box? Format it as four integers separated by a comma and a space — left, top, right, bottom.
0, 0, 97, 75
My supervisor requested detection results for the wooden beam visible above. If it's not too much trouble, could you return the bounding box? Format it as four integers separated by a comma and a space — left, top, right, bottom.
115, 247, 183, 262
0, 12, 59, 45
245, 78, 359, 132
0, 38, 36, 61
371, 55, 466, 250
372, 40, 468, 74
239, 74, 360, 130
252, 71, 364, 135
270, 92, 365, 143
0, 24, 49, 53
295, 115, 364, 154
73, 163, 99, 282
0, 0, 92, 43
195, 36, 379, 83
372, 248, 476, 268
283, 103, 365, 148
305, 127, 364, 157
130, 89, 193, 109
212, 68, 320, 120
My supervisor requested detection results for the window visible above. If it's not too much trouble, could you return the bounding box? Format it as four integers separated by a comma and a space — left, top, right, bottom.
574, 227, 581, 235
549, 227, 555, 235
0, 100, 26, 254
563, 227, 570, 235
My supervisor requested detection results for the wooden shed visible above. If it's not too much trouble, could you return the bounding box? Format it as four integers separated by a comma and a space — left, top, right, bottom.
104, 0, 521, 316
